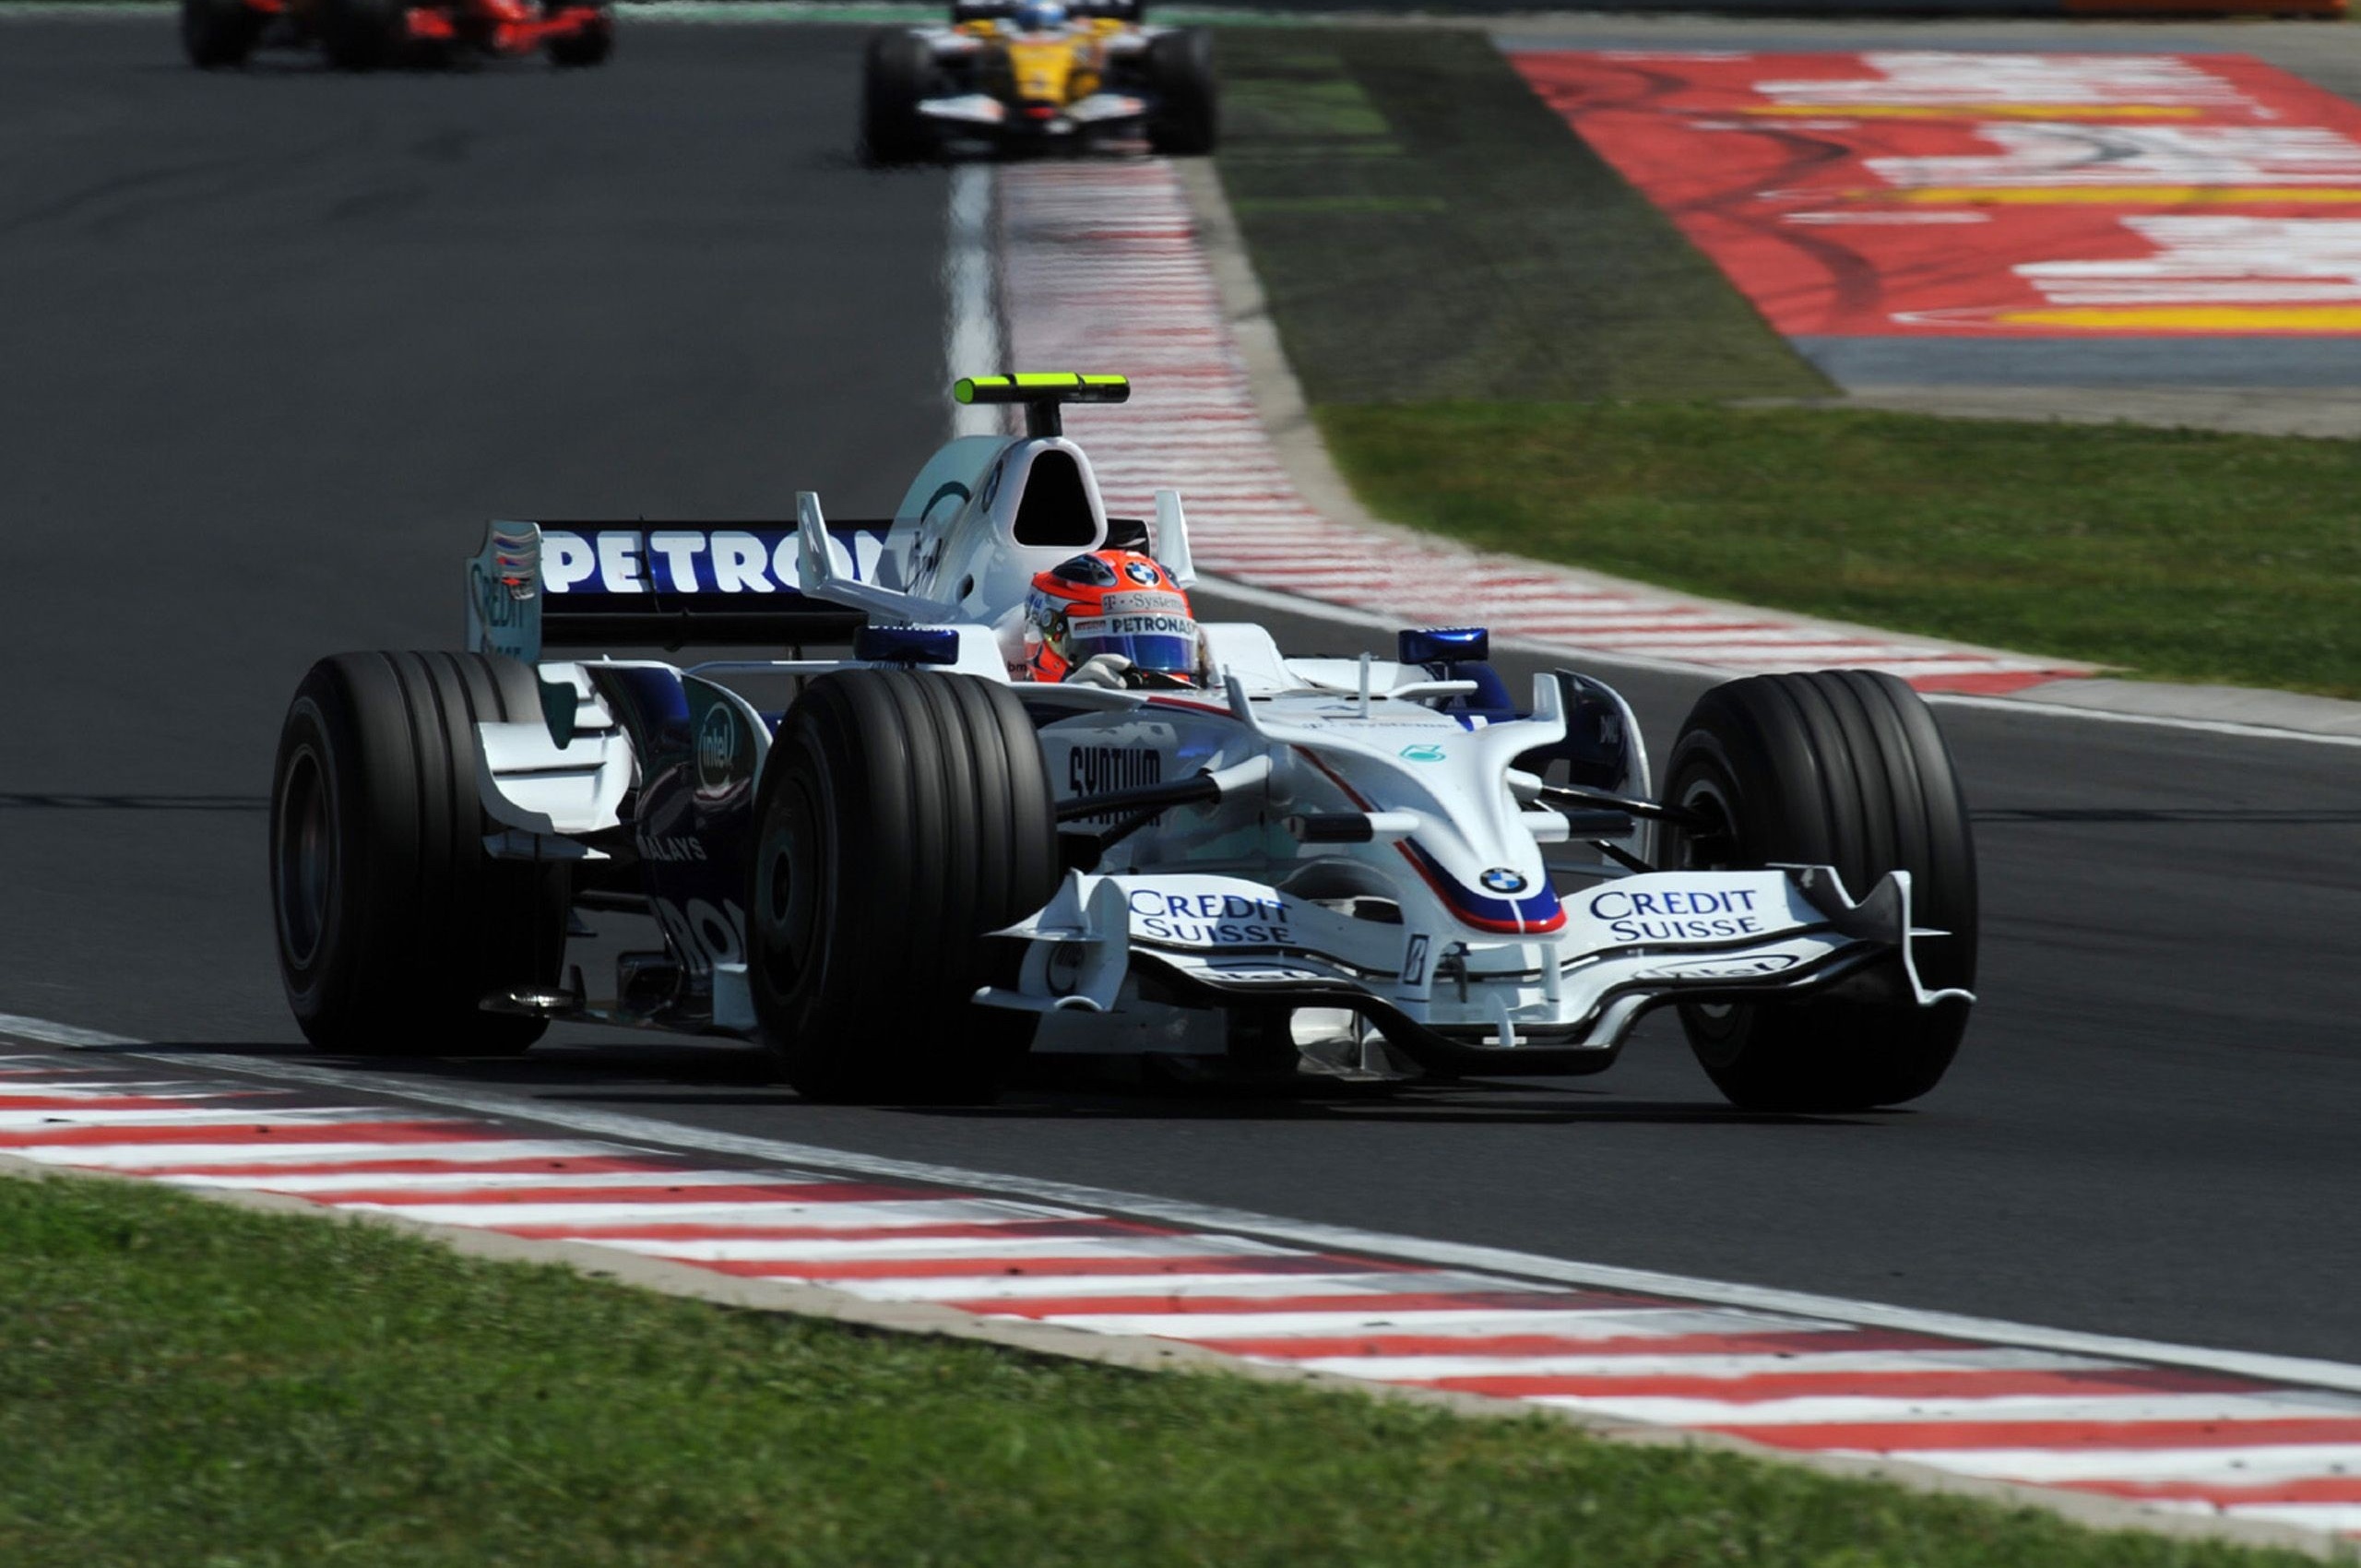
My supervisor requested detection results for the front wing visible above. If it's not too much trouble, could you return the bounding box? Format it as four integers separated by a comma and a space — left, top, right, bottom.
983, 865, 1970, 1073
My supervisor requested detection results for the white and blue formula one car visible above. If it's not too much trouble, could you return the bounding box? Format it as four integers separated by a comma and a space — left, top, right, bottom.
268, 374, 1977, 1111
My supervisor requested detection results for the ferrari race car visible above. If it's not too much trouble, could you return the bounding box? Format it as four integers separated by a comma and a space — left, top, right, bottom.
861, 0, 1215, 163
182, 0, 611, 70
268, 373, 1978, 1111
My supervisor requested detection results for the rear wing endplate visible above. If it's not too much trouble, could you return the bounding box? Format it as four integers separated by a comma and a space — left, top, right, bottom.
466, 519, 888, 660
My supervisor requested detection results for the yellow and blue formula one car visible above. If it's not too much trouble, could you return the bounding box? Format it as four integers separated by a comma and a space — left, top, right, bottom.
861, 0, 1215, 164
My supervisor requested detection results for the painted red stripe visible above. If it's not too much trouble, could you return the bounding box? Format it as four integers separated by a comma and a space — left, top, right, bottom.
706, 1254, 1372, 1282
1916, 671, 2069, 695
314, 1181, 939, 1207
1190, 1328, 2003, 1360
494, 1218, 1177, 1243
949, 1289, 1657, 1319
1426, 1368, 2258, 1402
1723, 1418, 2361, 1452
0, 1120, 483, 1148
2063, 1476, 2361, 1506
143, 1156, 674, 1179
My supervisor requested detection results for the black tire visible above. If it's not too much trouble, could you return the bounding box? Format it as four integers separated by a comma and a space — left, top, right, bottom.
860, 30, 936, 166
320, 0, 404, 70
1145, 29, 1216, 156
748, 670, 1058, 1103
182, 0, 263, 67
546, 8, 611, 67
270, 652, 568, 1055
1661, 671, 1977, 1111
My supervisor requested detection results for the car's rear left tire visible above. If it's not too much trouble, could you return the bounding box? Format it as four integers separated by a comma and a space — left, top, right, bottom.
748, 670, 1058, 1104
183, 0, 265, 67
1662, 670, 1977, 1111
860, 30, 936, 166
1145, 29, 1216, 155
271, 652, 568, 1055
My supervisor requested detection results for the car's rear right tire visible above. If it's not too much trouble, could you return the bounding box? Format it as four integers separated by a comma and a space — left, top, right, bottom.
860, 30, 936, 166
183, 0, 264, 67
748, 670, 1058, 1104
1145, 29, 1216, 155
271, 652, 568, 1055
320, 0, 404, 70
1662, 670, 1977, 1112
545, 6, 612, 67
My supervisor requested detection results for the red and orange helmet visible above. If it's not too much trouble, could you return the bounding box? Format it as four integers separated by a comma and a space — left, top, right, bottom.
1023, 549, 1199, 683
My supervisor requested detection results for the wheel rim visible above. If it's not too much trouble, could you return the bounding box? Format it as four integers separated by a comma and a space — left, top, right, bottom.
275, 745, 334, 970
755, 771, 829, 999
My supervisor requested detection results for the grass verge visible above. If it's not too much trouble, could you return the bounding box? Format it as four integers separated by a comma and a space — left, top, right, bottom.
0, 1172, 2329, 1567
1322, 402, 2361, 696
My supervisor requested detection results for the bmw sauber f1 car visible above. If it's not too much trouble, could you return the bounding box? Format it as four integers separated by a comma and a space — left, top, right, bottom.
270, 373, 1977, 1111
861, 0, 1214, 164
183, 0, 611, 70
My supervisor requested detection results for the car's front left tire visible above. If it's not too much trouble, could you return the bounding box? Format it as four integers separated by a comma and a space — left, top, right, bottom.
271, 652, 568, 1055
748, 670, 1058, 1103
1145, 29, 1216, 155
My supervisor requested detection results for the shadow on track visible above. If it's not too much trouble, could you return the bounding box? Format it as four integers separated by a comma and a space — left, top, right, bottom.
94, 1039, 1869, 1130
87, 1034, 1860, 1119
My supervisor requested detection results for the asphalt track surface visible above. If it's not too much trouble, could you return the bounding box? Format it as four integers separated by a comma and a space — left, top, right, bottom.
3, 18, 2356, 1372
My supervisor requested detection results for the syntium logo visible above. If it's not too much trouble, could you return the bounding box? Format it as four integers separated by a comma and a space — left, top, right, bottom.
1069, 745, 1162, 799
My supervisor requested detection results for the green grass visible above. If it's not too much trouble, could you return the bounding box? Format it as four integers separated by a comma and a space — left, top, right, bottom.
1213, 29, 1831, 405
0, 1174, 2328, 1568
1323, 402, 2361, 696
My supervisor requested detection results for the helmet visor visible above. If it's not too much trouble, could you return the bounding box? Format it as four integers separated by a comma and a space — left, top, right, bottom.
1063, 608, 1198, 674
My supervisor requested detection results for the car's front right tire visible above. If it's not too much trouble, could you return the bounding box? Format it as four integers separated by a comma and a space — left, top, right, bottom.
860, 30, 937, 166
182, 0, 264, 67
1662, 670, 1978, 1111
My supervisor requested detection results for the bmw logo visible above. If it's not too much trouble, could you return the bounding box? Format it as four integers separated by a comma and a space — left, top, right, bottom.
1479, 867, 1527, 896
1123, 559, 1161, 585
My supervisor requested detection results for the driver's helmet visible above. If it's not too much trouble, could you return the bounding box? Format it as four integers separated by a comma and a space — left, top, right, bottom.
1024, 549, 1198, 683
1012, 0, 1067, 30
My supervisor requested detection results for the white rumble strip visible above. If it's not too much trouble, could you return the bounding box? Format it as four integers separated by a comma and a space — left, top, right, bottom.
2, 1041, 2358, 1552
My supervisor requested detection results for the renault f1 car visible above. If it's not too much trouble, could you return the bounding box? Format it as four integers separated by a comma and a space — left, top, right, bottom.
182, 0, 611, 70
861, 0, 1214, 163
269, 373, 1978, 1111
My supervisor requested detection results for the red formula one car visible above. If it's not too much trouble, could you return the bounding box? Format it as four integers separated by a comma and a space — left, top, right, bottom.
183, 0, 611, 69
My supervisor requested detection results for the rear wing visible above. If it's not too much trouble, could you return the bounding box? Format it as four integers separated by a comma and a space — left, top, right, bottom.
465, 520, 887, 660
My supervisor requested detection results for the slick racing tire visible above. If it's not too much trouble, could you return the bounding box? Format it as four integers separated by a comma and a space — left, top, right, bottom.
545, 6, 612, 67
183, 0, 264, 67
1145, 29, 1216, 156
860, 30, 936, 166
1662, 671, 1977, 1112
271, 652, 568, 1055
320, 0, 404, 70
749, 670, 1058, 1104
